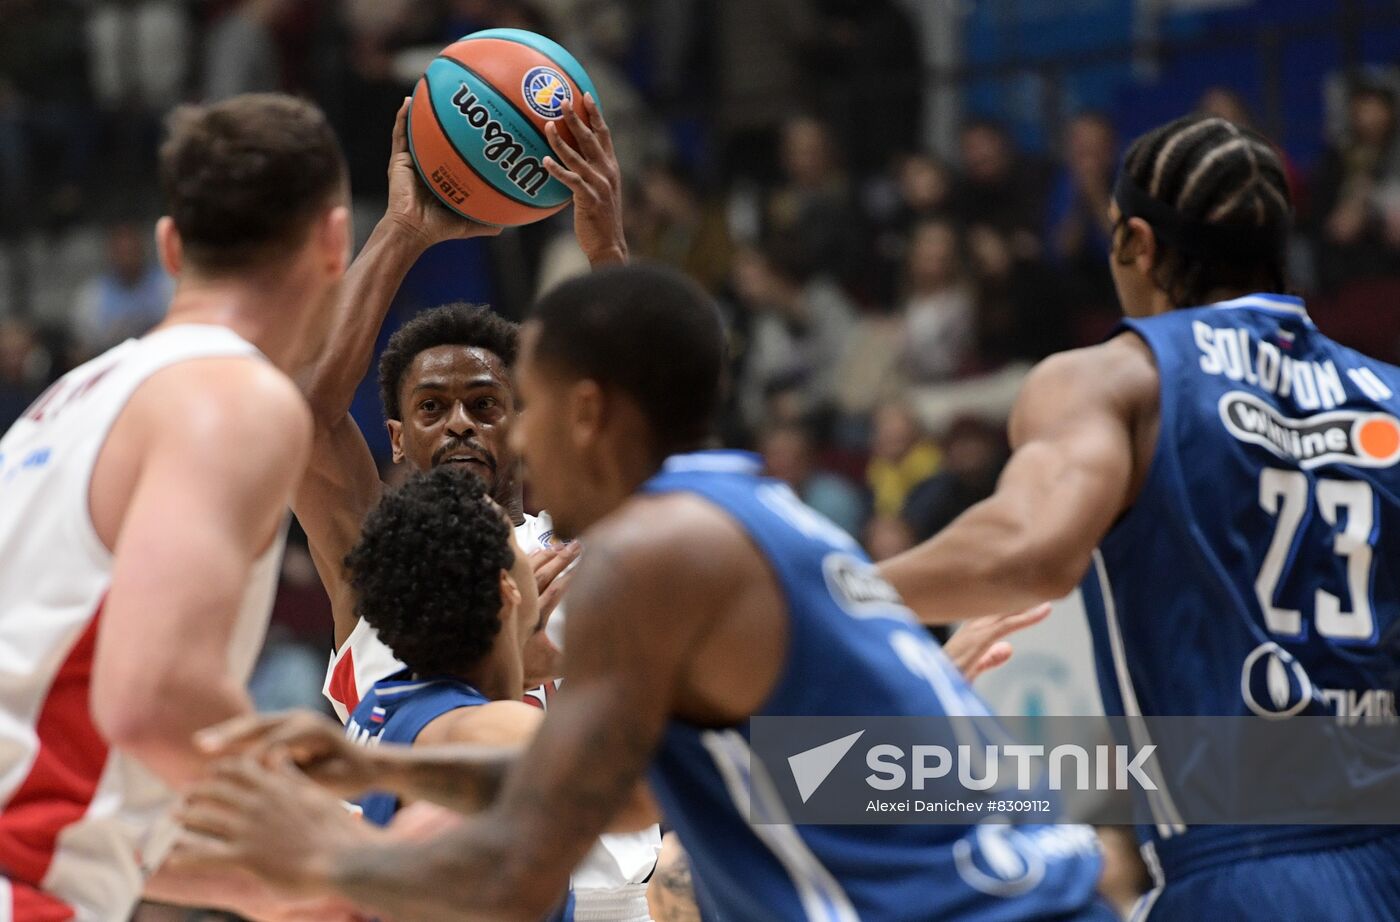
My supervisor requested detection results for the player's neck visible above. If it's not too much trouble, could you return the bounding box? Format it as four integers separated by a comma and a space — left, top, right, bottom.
158, 278, 318, 372
459, 656, 517, 702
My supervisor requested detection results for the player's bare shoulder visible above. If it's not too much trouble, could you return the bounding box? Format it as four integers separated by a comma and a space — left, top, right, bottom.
1012, 334, 1160, 438
134, 356, 312, 458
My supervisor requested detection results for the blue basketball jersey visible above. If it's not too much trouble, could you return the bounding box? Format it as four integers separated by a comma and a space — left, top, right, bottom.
346, 672, 575, 922
640, 451, 1104, 922
1080, 294, 1400, 880
346, 670, 491, 826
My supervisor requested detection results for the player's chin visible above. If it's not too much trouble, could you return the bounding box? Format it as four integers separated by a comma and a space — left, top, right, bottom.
435, 457, 495, 482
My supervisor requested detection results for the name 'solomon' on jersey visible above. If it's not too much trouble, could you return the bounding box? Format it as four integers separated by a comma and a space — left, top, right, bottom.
0, 326, 284, 921
1080, 294, 1400, 884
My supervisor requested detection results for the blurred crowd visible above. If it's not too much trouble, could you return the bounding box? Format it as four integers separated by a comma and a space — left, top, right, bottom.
4, 1, 1400, 710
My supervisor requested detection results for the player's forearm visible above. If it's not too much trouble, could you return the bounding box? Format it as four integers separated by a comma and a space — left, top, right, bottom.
368, 742, 522, 814
101, 678, 252, 788
301, 218, 428, 422
328, 817, 559, 922
880, 507, 1055, 624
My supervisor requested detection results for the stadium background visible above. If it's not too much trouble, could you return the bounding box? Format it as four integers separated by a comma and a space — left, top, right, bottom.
2, 1, 1400, 917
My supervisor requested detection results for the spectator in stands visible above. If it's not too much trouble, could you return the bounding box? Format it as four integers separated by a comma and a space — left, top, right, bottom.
968, 222, 1073, 364
863, 513, 915, 562
1046, 113, 1117, 275
732, 240, 856, 432
898, 219, 976, 384
630, 159, 733, 293
73, 223, 173, 358
761, 422, 866, 538
1309, 79, 1400, 291
0, 0, 93, 230
0, 318, 45, 431
865, 151, 958, 305
952, 119, 1047, 257
712, 0, 821, 185
765, 115, 859, 281
900, 416, 1006, 542
866, 402, 940, 520
86, 1, 190, 192
203, 0, 291, 101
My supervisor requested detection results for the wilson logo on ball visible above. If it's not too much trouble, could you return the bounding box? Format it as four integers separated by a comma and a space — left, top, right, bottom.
450, 85, 551, 197
1219, 391, 1400, 469
521, 66, 571, 118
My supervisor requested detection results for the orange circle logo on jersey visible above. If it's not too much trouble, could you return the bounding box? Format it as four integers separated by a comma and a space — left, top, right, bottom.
1356, 415, 1400, 464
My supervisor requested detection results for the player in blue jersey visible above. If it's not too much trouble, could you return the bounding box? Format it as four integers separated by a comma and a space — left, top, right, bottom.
173, 264, 1109, 921
878, 114, 1400, 920
339, 469, 548, 827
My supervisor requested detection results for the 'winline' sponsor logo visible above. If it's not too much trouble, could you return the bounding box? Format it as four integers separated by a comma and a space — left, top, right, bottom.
1219, 391, 1400, 469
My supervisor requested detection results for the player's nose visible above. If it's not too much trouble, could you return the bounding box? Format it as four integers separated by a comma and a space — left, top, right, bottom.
445, 401, 475, 435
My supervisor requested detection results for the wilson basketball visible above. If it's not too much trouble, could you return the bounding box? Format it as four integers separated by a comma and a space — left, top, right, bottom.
407, 29, 600, 227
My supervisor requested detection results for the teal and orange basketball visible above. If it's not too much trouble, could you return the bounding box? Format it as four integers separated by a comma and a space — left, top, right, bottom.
407, 29, 600, 227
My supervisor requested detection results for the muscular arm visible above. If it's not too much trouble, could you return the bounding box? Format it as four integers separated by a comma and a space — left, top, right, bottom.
90, 360, 311, 788
293, 158, 463, 648
880, 334, 1158, 623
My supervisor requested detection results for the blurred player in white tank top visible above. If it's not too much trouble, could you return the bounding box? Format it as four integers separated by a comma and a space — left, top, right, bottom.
0, 95, 349, 921
298, 100, 659, 920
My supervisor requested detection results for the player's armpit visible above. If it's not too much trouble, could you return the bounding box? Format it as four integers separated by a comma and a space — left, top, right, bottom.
292, 415, 385, 649
90, 359, 312, 789
881, 335, 1156, 623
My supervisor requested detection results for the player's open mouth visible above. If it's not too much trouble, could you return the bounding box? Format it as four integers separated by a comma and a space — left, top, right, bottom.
439, 453, 493, 471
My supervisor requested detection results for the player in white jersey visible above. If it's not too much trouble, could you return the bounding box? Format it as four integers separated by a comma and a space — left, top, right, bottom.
0, 95, 349, 920
295, 98, 660, 920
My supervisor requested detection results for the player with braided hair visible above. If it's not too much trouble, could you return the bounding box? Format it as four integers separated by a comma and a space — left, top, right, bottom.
882, 113, 1400, 919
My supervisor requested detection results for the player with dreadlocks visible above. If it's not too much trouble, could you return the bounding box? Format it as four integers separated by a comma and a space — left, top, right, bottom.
879, 113, 1400, 919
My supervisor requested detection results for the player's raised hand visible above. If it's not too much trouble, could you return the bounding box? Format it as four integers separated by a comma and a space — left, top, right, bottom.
195, 710, 380, 798
942, 603, 1053, 682
385, 97, 502, 248
172, 754, 373, 900
543, 93, 628, 267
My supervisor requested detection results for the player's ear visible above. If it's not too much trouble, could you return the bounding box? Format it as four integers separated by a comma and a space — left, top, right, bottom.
569, 379, 604, 448
1123, 216, 1158, 273
155, 217, 182, 278
499, 568, 522, 609
386, 419, 405, 463
318, 205, 351, 277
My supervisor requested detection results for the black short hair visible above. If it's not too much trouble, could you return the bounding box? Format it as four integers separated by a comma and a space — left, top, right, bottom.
378, 303, 520, 420
345, 468, 513, 677
530, 264, 725, 457
1119, 114, 1291, 307
159, 94, 347, 272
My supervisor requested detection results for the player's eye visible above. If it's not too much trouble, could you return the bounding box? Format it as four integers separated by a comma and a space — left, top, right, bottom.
476, 396, 498, 411
420, 399, 441, 413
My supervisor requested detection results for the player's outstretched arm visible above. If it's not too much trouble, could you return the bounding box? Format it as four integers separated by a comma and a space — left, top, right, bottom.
293, 100, 499, 649
90, 359, 312, 788
176, 510, 711, 920
881, 333, 1157, 623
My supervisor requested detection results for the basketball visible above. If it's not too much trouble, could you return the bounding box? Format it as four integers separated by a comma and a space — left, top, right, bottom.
407, 29, 600, 227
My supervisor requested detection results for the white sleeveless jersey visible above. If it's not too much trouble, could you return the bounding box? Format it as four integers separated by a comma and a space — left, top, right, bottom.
325, 511, 660, 922
0, 326, 286, 921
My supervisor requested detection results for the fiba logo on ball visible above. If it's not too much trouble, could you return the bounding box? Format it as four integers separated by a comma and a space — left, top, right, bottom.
1240, 641, 1314, 719
522, 66, 571, 119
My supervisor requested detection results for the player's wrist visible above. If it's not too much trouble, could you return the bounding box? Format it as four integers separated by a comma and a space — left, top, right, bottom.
376, 212, 437, 255
585, 241, 629, 268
